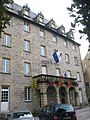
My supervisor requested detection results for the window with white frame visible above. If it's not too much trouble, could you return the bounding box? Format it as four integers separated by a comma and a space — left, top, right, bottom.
65, 54, 70, 63
56, 68, 60, 76
76, 72, 81, 81
24, 9, 29, 16
64, 40, 67, 47
39, 17, 43, 23
42, 66, 47, 74
72, 44, 76, 50
24, 40, 30, 52
41, 45, 46, 56
3, 34, 11, 47
40, 28, 45, 37
24, 22, 29, 32
24, 62, 30, 76
24, 87, 31, 101
74, 57, 78, 65
53, 35, 57, 43
2, 58, 10, 73
67, 70, 71, 77
52, 23, 55, 28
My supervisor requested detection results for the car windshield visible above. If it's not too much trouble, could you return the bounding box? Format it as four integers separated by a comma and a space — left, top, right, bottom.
12, 111, 32, 119
55, 104, 74, 112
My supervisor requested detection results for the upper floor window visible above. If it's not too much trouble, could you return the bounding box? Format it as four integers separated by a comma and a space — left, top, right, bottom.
42, 66, 47, 74
76, 72, 81, 81
40, 28, 45, 38
51, 23, 55, 28
53, 35, 57, 43
24, 87, 31, 101
4, 0, 13, 10
24, 9, 29, 16
24, 40, 30, 52
40, 17, 43, 23
24, 62, 30, 76
74, 57, 78, 65
64, 40, 67, 47
56, 68, 60, 76
24, 22, 30, 32
67, 70, 71, 77
41, 45, 46, 56
73, 44, 76, 50
2, 58, 10, 73
3, 34, 11, 47
65, 54, 70, 63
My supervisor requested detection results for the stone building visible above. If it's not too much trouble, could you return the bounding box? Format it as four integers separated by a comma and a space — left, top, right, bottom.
82, 47, 90, 102
0, 0, 87, 113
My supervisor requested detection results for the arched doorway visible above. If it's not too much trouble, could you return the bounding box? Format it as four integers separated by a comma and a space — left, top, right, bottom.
69, 87, 76, 106
59, 86, 67, 103
47, 86, 57, 104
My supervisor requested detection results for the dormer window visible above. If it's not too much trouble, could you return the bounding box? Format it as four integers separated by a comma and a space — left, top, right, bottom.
4, 0, 13, 10
67, 30, 74, 40
40, 17, 43, 23
52, 23, 55, 28
24, 9, 29, 16
46, 18, 55, 29
21, 4, 30, 17
57, 25, 65, 35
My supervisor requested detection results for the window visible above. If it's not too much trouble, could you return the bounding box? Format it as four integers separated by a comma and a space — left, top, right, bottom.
39, 17, 43, 23
42, 66, 47, 74
25, 87, 31, 101
74, 57, 78, 65
2, 58, 10, 73
3, 34, 11, 47
24, 40, 30, 52
56, 68, 60, 76
52, 23, 55, 28
76, 72, 81, 81
1, 86, 9, 102
64, 40, 67, 47
24, 9, 29, 16
4, 2, 13, 9
65, 54, 70, 63
40, 28, 45, 37
72, 44, 76, 50
24, 22, 29, 32
24, 62, 30, 76
53, 35, 57, 43
41, 46, 46, 56
67, 70, 71, 77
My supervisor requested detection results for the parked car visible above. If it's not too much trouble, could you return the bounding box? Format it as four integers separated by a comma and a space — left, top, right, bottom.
7, 109, 34, 120
39, 104, 77, 120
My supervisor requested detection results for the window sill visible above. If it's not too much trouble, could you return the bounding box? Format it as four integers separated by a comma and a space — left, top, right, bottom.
1, 72, 11, 75
24, 74, 31, 77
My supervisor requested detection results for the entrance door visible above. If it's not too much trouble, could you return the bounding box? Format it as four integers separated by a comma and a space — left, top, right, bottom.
1, 86, 9, 112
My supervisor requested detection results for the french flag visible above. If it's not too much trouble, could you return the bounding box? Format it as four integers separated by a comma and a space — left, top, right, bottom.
53, 50, 62, 63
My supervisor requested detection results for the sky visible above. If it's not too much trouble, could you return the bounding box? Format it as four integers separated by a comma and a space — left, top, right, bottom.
14, 0, 89, 60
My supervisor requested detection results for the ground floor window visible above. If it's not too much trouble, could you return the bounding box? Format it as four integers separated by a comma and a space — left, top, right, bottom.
24, 87, 31, 101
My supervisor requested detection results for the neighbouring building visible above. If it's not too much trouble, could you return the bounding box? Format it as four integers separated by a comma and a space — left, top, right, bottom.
82, 46, 90, 103
0, 0, 87, 113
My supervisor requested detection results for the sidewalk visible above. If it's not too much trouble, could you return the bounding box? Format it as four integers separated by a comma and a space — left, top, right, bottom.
74, 105, 89, 110
34, 117, 39, 120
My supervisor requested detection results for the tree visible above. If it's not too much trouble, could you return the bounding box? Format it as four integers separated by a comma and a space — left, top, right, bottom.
67, 0, 90, 42
0, 0, 10, 38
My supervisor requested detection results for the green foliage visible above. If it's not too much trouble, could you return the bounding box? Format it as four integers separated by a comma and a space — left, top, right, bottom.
0, 0, 10, 38
67, 0, 90, 42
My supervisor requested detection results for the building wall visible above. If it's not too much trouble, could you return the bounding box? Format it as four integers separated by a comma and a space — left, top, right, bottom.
0, 2, 88, 112
82, 52, 90, 101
